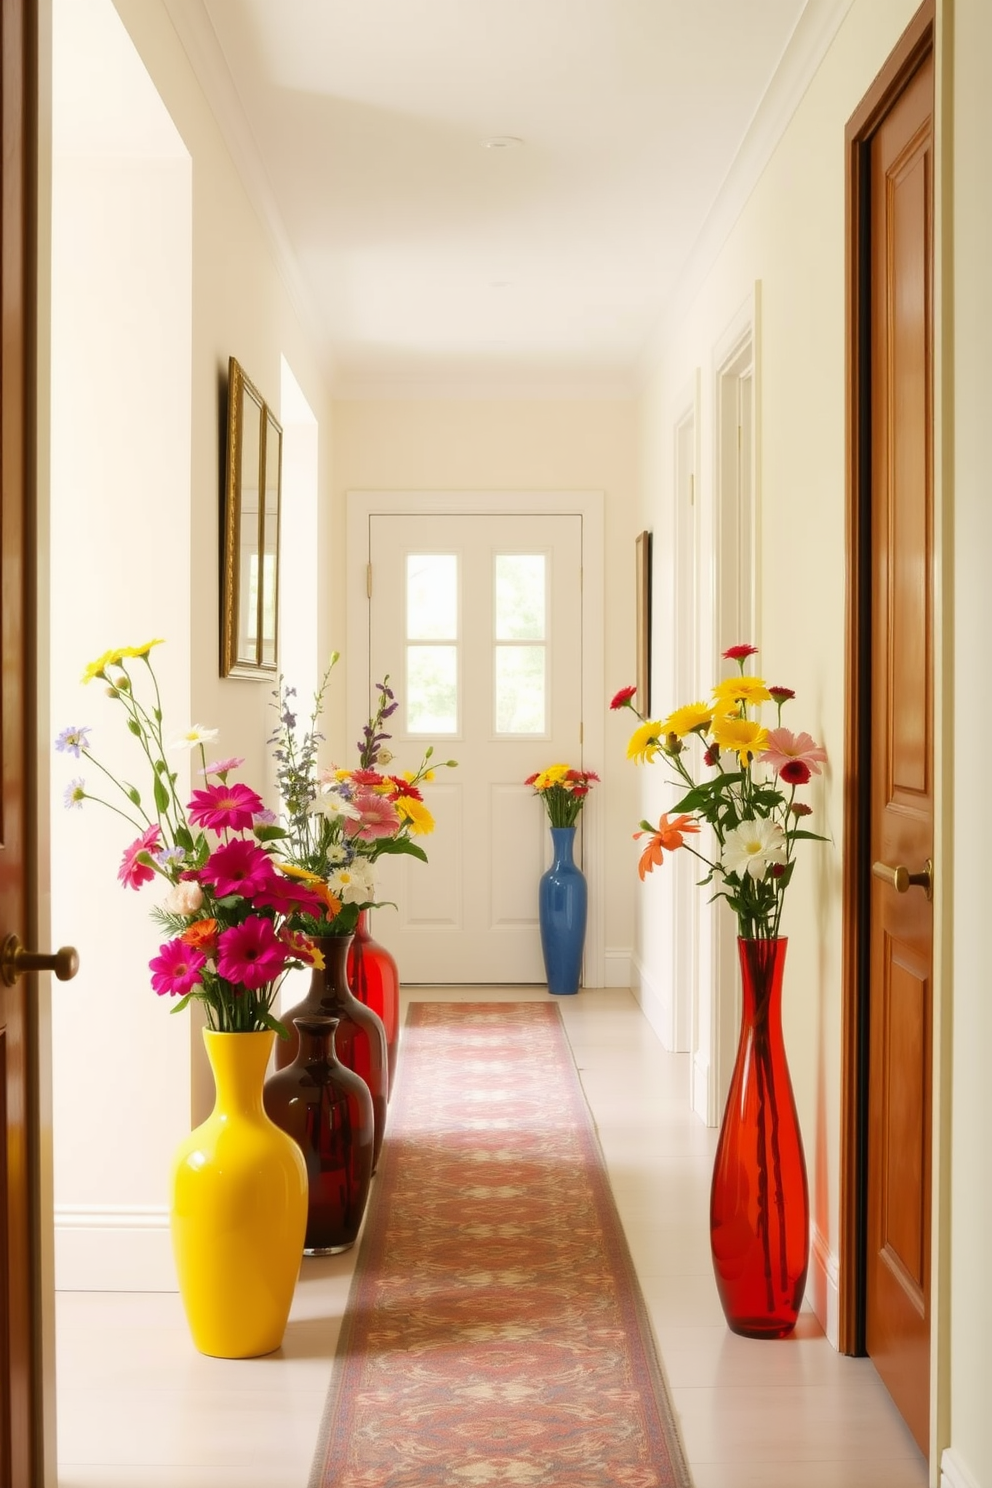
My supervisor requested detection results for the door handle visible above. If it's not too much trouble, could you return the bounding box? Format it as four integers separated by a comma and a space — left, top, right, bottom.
871, 858, 933, 900
0, 934, 79, 987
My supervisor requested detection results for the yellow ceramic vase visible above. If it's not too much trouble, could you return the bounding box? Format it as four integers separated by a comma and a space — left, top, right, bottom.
170, 1030, 308, 1358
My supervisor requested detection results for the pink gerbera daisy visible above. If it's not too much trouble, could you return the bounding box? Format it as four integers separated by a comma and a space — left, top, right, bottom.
118, 824, 162, 890
216, 916, 288, 991
345, 788, 402, 840
200, 838, 276, 898
252, 875, 327, 917
763, 727, 828, 777
149, 938, 206, 997
188, 782, 266, 833
199, 755, 245, 779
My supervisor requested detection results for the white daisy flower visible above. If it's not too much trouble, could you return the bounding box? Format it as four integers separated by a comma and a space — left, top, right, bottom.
168, 724, 219, 751
722, 818, 787, 881
328, 859, 375, 904
310, 786, 361, 821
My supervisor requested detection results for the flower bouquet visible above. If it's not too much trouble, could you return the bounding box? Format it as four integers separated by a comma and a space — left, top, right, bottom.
57, 640, 329, 1033
611, 646, 827, 939
269, 659, 456, 937
612, 645, 829, 1337
525, 763, 599, 827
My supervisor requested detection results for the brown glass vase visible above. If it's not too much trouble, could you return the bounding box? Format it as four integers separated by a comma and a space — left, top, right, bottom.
347, 910, 400, 1098
264, 1016, 374, 1255
276, 935, 388, 1172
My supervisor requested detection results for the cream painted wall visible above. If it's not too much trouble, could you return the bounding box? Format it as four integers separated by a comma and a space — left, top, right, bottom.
48, 0, 335, 1288
948, 3, 992, 1484
331, 397, 640, 970
110, 0, 339, 1136
636, 0, 920, 1352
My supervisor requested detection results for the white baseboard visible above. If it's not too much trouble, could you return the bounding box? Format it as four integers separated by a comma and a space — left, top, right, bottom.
942, 1448, 982, 1488
808, 1221, 840, 1348
692, 1050, 715, 1126
603, 948, 632, 988
631, 955, 675, 1049
55, 1205, 177, 1292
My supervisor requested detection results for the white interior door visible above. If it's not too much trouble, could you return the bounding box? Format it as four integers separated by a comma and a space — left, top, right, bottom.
367, 512, 583, 983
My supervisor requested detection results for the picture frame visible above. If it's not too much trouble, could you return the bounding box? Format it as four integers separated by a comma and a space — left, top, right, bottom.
635, 530, 652, 716
221, 357, 282, 679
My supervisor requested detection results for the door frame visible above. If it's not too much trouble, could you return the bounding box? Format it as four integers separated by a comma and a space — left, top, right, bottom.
346, 489, 606, 988
840, 0, 949, 1457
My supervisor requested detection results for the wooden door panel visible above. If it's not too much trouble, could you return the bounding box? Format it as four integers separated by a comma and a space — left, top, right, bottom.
0, 0, 41, 1480
866, 42, 933, 1456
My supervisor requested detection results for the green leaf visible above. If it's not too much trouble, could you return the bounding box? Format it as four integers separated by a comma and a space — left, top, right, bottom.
153, 775, 170, 813
259, 1009, 290, 1040
371, 838, 428, 862
169, 993, 195, 1015
254, 824, 289, 842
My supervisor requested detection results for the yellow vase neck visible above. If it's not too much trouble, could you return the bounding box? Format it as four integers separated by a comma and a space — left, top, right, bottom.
202, 1030, 274, 1116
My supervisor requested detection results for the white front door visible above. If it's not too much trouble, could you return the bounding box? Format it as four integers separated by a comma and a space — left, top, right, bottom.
365, 511, 584, 983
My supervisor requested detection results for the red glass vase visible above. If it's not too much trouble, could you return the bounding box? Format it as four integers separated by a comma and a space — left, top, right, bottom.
264, 1016, 374, 1255
276, 935, 388, 1172
347, 910, 399, 1099
709, 937, 809, 1338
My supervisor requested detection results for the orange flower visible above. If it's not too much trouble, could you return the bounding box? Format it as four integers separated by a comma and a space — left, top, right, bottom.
310, 882, 344, 921
633, 813, 700, 880
181, 917, 219, 953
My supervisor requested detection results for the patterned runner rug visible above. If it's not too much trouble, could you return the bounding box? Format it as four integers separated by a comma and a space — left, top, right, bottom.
308, 1002, 693, 1488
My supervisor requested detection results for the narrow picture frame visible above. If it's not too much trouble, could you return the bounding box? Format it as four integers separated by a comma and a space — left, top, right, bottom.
221, 357, 282, 678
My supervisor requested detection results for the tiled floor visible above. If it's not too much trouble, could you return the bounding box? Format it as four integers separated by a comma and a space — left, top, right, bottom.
56, 986, 930, 1487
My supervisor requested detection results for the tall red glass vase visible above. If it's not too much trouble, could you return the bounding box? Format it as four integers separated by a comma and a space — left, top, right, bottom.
710, 937, 809, 1338
347, 911, 399, 1098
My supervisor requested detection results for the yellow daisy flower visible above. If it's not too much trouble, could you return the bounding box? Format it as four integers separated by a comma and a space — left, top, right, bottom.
711, 676, 772, 711
396, 795, 435, 834
709, 715, 769, 765
534, 763, 570, 790
81, 647, 129, 684
123, 639, 165, 660
627, 721, 664, 764
660, 702, 713, 737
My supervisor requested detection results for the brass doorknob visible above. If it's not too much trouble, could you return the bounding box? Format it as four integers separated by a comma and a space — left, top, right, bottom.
0, 934, 79, 987
871, 858, 933, 900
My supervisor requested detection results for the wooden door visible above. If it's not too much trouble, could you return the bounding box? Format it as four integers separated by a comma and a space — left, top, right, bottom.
862, 24, 934, 1458
0, 1, 42, 1481
368, 512, 583, 983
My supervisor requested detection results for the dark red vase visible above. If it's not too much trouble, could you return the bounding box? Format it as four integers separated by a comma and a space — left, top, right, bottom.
347, 910, 400, 1098
264, 1017, 374, 1254
277, 935, 388, 1172
710, 937, 809, 1338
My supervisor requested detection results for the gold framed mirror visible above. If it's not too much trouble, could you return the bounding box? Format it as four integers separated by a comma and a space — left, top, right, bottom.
221, 357, 282, 678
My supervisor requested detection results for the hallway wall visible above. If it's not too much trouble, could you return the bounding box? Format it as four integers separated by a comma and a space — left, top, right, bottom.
947, 3, 992, 1484
636, 0, 919, 1353
48, 0, 336, 1287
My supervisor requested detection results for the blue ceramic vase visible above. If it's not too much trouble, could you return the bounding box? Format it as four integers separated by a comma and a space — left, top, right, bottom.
538, 825, 587, 996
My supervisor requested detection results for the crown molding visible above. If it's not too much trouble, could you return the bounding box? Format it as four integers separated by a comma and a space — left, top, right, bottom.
330, 372, 639, 403
635, 0, 857, 388
159, 0, 337, 390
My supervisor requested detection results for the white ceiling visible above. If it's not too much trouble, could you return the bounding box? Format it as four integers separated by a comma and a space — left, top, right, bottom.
163, 0, 853, 396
